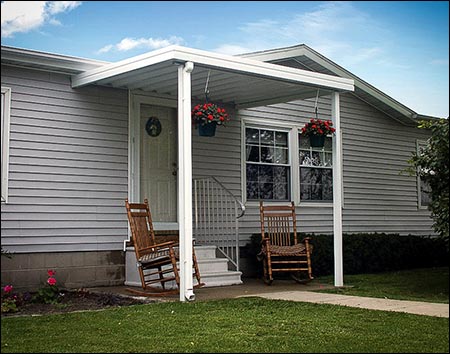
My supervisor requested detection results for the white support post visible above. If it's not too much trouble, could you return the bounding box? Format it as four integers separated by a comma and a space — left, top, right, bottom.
332, 91, 344, 287
178, 61, 195, 302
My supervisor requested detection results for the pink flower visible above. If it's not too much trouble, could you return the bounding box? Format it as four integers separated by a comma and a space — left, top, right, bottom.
47, 277, 57, 286
3, 285, 13, 293
47, 269, 56, 277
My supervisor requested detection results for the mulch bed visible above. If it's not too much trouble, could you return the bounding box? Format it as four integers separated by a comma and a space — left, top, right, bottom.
1, 289, 153, 317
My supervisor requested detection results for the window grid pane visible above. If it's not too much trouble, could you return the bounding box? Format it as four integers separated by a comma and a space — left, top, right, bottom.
299, 133, 333, 201
246, 127, 290, 201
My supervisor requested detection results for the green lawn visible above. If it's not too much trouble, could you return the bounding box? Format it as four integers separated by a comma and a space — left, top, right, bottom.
314, 267, 449, 303
1, 297, 448, 353
2, 267, 449, 353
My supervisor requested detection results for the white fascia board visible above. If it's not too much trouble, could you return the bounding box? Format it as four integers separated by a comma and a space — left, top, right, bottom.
71, 47, 177, 87
239, 45, 308, 62
71, 45, 354, 92
414, 113, 443, 120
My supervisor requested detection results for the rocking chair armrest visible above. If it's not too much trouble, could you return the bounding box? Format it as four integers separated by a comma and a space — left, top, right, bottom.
138, 241, 178, 253
153, 241, 179, 248
261, 237, 270, 245
260, 237, 272, 253
301, 237, 313, 254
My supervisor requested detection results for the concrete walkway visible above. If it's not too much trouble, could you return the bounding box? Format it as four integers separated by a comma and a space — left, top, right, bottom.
89, 278, 449, 318
242, 291, 449, 318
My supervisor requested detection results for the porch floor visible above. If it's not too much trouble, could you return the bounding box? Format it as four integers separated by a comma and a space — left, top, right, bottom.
87, 277, 332, 302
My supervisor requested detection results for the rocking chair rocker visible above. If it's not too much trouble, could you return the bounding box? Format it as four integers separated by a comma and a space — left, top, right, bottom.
259, 201, 313, 285
125, 198, 203, 296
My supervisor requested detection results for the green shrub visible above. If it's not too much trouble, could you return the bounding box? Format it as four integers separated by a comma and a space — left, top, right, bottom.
244, 233, 449, 277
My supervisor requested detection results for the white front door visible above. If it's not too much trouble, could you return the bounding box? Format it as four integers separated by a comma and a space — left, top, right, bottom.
140, 104, 178, 223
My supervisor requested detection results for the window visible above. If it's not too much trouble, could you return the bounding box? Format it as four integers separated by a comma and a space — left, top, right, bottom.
1, 87, 11, 203
245, 127, 290, 201
419, 179, 431, 207
299, 134, 333, 201
416, 140, 431, 208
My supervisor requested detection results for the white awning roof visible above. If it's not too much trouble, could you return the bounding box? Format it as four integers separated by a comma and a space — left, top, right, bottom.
71, 45, 354, 109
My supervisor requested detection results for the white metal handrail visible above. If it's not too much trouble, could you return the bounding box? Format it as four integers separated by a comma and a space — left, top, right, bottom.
193, 177, 245, 271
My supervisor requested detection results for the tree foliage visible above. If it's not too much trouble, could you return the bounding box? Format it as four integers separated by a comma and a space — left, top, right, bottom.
408, 118, 449, 242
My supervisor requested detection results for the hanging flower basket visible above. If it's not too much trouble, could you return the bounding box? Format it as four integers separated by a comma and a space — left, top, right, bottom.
309, 134, 326, 147
198, 122, 217, 137
300, 118, 335, 147
192, 103, 229, 137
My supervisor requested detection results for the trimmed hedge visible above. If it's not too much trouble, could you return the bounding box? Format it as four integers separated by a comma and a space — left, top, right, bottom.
244, 233, 449, 277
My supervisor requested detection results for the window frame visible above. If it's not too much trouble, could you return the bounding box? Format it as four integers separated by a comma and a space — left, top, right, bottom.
241, 119, 298, 206
1, 87, 12, 203
298, 134, 334, 203
241, 118, 333, 207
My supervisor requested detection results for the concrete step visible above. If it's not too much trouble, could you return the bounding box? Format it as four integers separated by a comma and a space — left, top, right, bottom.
125, 245, 242, 289
193, 245, 217, 259
197, 258, 229, 273
200, 270, 243, 287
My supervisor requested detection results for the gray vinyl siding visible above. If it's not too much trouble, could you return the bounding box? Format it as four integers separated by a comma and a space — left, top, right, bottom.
340, 93, 433, 234
192, 106, 242, 196
0, 65, 129, 253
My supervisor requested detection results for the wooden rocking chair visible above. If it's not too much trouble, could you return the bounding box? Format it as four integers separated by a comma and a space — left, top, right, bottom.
125, 198, 203, 296
258, 201, 313, 285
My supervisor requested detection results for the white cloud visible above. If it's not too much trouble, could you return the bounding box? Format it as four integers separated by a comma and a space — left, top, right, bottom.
97, 44, 114, 54
97, 36, 184, 54
1, 1, 81, 38
212, 1, 386, 62
46, 1, 81, 15
214, 44, 253, 56
430, 58, 449, 66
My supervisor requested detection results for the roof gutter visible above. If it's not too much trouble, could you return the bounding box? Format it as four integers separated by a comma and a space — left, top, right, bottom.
1, 45, 108, 74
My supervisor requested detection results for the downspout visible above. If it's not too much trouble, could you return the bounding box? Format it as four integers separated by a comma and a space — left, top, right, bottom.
332, 91, 344, 287
177, 61, 195, 302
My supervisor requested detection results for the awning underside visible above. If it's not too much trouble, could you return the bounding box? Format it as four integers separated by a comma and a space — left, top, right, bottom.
79, 61, 334, 108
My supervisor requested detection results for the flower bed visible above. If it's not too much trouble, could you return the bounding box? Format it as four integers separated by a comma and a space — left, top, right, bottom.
1, 289, 150, 317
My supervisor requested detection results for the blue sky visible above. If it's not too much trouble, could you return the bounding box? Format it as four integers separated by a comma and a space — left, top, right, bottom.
1, 1, 449, 117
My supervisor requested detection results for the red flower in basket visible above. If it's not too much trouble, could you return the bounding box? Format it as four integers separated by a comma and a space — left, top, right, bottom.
192, 103, 229, 128
300, 118, 335, 137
